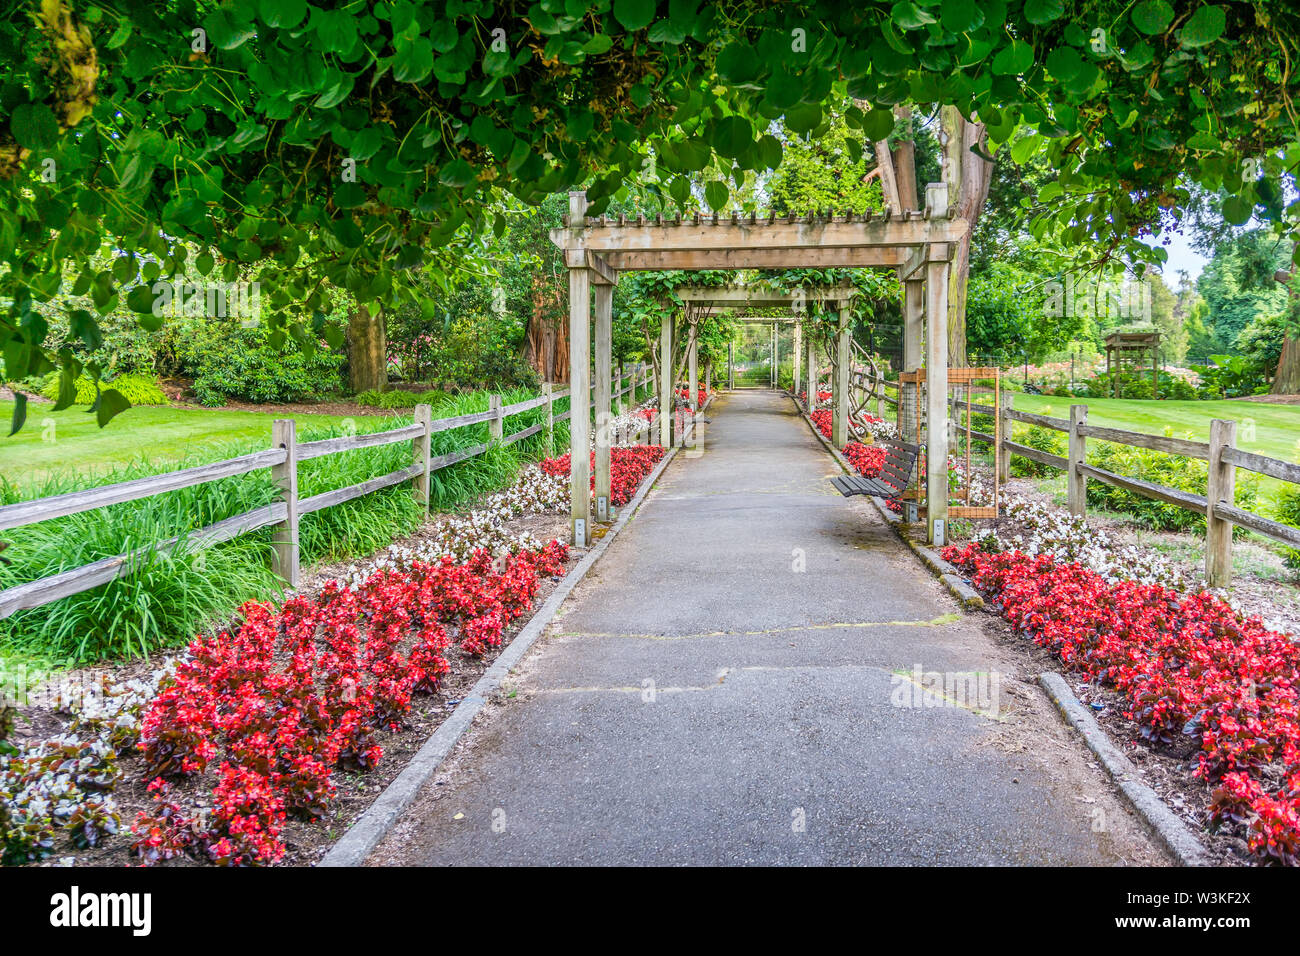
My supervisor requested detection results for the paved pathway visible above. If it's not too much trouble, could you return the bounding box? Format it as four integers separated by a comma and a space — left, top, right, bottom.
372, 390, 1162, 865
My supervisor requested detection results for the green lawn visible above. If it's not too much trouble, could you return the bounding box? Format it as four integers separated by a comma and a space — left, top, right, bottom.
1013, 394, 1300, 463
1014, 393, 1300, 509
0, 402, 393, 488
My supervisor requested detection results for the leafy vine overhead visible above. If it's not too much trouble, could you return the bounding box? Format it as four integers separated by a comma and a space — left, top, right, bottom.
2, 1, 1298, 430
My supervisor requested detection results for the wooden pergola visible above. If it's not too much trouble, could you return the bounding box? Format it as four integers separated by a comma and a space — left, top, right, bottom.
1104, 330, 1161, 398
672, 283, 857, 426
549, 186, 968, 547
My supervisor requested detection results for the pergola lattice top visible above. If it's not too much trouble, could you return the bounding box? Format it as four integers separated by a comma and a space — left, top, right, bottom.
669, 282, 858, 320
550, 209, 968, 275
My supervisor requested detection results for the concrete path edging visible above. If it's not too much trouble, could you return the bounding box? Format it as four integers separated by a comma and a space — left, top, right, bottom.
1039, 672, 1211, 866
788, 394, 1204, 865
788, 394, 983, 609
317, 423, 690, 867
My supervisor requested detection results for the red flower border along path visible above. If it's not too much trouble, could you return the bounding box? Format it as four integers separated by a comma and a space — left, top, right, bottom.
135, 544, 569, 866
539, 444, 666, 507
130, 445, 669, 867
943, 543, 1300, 866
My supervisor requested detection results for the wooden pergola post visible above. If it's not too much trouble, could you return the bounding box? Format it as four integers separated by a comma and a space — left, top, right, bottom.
792, 322, 802, 396
727, 340, 734, 389
900, 279, 924, 442
659, 312, 673, 447
924, 183, 951, 546
547, 198, 970, 532
688, 314, 699, 425
594, 282, 613, 522
805, 331, 817, 408
567, 192, 592, 547
832, 303, 850, 447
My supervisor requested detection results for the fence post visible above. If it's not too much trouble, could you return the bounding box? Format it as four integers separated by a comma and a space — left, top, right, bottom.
270, 419, 300, 588
997, 390, 1012, 484
412, 403, 431, 509
1067, 404, 1088, 517
1206, 418, 1237, 588
543, 383, 554, 458
489, 393, 503, 443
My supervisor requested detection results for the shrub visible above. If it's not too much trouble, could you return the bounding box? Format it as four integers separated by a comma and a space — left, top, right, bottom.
40, 372, 167, 407
1009, 424, 1067, 478
1275, 484, 1300, 571
1192, 354, 1270, 399
1085, 439, 1260, 533
177, 325, 344, 406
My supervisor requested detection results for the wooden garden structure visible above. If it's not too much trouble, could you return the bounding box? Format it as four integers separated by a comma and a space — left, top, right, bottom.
549, 185, 968, 547
898, 366, 1003, 520
673, 283, 856, 401
1104, 330, 1161, 398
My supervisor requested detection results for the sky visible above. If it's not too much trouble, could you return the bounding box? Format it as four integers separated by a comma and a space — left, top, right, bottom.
1145, 229, 1210, 282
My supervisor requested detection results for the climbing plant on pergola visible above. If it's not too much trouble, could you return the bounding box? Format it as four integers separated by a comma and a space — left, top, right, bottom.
550, 186, 966, 547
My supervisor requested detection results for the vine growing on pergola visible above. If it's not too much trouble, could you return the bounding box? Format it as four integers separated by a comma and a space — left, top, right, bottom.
3, 1, 1298, 430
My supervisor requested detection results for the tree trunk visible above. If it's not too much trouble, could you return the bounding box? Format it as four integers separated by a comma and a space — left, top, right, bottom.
1274, 332, 1300, 395
346, 305, 387, 393
940, 106, 993, 368
872, 105, 919, 214
1271, 266, 1300, 395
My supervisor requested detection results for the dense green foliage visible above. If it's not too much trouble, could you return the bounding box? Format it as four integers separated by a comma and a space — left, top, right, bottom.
4, 1, 1300, 432
170, 323, 346, 406
1086, 439, 1260, 533
1008, 423, 1067, 478
38, 369, 166, 406
1276, 484, 1300, 570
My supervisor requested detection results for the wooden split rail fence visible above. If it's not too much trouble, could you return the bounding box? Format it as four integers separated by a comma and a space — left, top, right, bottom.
951, 392, 1300, 588
0, 367, 652, 618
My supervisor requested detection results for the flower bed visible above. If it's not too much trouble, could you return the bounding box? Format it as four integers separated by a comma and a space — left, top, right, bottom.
1, 442, 676, 867
131, 542, 569, 866
539, 444, 666, 507
799, 389, 832, 409
808, 410, 886, 480
675, 386, 708, 407
943, 540, 1300, 865
842, 442, 886, 478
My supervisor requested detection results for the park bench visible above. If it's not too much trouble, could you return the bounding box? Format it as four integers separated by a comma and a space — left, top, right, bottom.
829, 439, 921, 501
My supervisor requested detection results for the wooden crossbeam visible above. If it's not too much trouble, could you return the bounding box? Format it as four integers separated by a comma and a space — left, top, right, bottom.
562, 248, 619, 285
596, 247, 913, 271
674, 283, 857, 304
552, 218, 967, 254
899, 245, 928, 281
